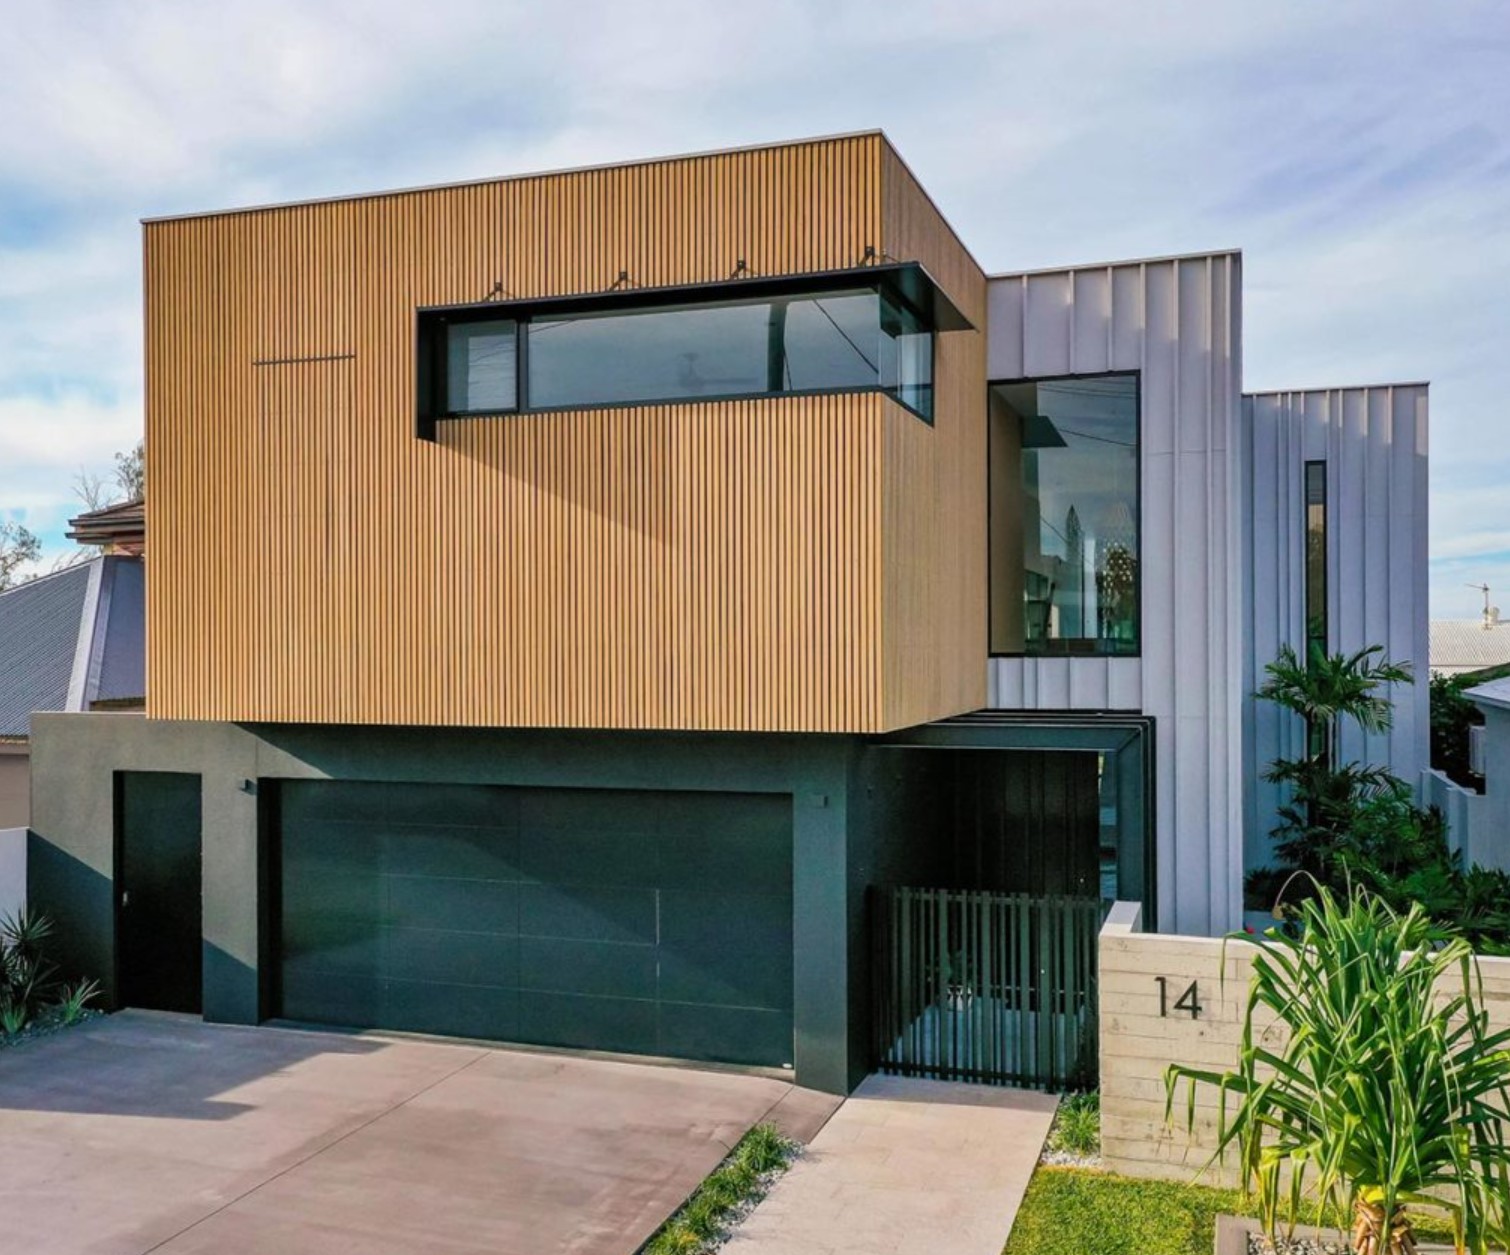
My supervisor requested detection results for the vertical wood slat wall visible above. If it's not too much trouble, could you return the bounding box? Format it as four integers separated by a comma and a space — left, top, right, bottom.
146, 133, 987, 733
878, 146, 989, 731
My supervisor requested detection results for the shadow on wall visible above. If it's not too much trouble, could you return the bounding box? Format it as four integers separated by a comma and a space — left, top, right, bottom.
0, 1011, 386, 1121
25, 835, 113, 1002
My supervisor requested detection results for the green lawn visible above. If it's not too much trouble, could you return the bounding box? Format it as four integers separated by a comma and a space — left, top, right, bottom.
1004, 1168, 1457, 1255
1004, 1168, 1245, 1255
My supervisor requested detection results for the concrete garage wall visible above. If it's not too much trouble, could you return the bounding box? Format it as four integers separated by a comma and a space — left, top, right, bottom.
1099, 906, 1510, 1184
27, 712, 868, 1095
986, 254, 1245, 937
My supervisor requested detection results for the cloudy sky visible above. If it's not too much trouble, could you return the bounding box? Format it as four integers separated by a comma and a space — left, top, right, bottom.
1, 0, 1506, 616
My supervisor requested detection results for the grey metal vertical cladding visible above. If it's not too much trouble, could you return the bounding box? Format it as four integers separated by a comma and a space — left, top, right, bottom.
1240, 385, 1430, 878
986, 253, 1245, 935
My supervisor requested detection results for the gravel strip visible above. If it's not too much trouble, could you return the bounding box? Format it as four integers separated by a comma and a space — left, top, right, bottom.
0, 1009, 101, 1051
1039, 1148, 1102, 1168
1246, 1232, 1349, 1255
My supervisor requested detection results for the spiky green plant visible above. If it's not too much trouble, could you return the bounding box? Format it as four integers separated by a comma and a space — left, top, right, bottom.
0, 909, 58, 1027
1047, 1090, 1100, 1158
0, 999, 28, 1035
1166, 885, 1510, 1255
53, 978, 102, 1026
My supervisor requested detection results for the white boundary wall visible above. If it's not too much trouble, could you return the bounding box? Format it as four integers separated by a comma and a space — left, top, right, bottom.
0, 828, 25, 919
1099, 902, 1510, 1184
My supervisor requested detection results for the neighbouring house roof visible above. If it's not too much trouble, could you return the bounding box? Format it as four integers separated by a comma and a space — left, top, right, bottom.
0, 556, 145, 739
1431, 618, 1510, 676
66, 498, 145, 555
1466, 675, 1510, 713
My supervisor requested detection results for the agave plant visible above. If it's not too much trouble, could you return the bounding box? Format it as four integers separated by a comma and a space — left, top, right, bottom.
0, 910, 58, 1024
1166, 885, 1510, 1255
54, 978, 102, 1026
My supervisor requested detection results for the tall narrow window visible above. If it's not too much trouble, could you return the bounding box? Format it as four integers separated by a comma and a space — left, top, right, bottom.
1304, 461, 1327, 660
989, 374, 1140, 656
1304, 460, 1329, 762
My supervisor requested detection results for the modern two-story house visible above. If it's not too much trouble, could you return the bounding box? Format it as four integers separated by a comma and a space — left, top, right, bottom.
26, 132, 1428, 1095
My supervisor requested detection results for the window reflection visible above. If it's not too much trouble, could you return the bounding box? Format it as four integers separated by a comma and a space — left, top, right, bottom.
446, 320, 518, 413
989, 375, 1140, 656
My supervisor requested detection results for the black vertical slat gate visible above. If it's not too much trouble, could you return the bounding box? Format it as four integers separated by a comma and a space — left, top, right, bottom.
871, 886, 1101, 1090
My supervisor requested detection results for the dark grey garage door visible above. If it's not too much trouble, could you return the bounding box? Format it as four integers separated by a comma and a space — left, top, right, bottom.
276, 782, 793, 1068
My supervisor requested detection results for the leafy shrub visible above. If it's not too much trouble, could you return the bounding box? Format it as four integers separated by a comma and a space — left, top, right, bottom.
1251, 644, 1510, 952
1430, 670, 1484, 788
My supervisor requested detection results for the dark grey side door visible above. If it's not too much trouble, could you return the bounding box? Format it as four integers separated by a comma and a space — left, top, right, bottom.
116, 771, 203, 1013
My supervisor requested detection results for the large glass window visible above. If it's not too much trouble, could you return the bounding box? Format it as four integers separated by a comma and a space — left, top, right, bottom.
526, 288, 931, 415
989, 374, 1140, 656
420, 278, 938, 428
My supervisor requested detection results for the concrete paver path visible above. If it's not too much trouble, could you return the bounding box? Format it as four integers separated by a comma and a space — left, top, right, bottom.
726, 1074, 1058, 1255
0, 1011, 833, 1255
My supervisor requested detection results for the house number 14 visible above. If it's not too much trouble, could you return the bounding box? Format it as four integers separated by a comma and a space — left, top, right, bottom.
1155, 977, 1202, 1019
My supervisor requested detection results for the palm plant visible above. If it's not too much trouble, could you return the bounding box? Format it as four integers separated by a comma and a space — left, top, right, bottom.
1167, 886, 1510, 1255
1258, 644, 1413, 770
1254, 644, 1422, 905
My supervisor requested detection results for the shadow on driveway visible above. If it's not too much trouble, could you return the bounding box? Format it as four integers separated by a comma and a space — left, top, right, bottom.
0, 1011, 820, 1255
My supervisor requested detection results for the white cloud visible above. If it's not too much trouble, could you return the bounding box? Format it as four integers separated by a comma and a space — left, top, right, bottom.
0, 0, 1507, 607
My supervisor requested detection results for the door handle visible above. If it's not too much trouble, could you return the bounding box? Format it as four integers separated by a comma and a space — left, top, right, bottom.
120, 890, 130, 908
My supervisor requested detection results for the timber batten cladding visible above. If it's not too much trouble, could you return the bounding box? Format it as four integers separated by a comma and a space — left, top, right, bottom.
145, 132, 987, 732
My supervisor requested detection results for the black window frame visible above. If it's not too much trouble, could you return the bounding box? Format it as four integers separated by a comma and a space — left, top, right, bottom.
1304, 459, 1329, 761
986, 369, 1144, 661
1304, 459, 1328, 660
415, 262, 968, 439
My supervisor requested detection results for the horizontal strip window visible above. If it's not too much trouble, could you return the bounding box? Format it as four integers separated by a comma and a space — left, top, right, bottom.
416, 262, 968, 436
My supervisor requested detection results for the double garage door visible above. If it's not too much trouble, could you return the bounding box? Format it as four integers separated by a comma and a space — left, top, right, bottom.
276, 781, 794, 1068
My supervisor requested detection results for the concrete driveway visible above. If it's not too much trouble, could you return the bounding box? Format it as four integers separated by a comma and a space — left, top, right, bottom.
0, 1012, 835, 1255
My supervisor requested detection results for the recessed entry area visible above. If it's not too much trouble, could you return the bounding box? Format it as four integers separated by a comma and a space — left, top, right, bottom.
271, 781, 795, 1069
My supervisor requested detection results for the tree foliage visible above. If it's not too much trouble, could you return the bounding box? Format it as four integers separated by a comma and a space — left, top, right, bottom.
1251, 644, 1510, 954
0, 521, 41, 592
113, 439, 144, 502
1430, 671, 1484, 789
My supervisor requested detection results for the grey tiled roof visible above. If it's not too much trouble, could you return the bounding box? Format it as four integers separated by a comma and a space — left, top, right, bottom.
0, 555, 146, 738
1430, 618, 1510, 675
0, 564, 91, 737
